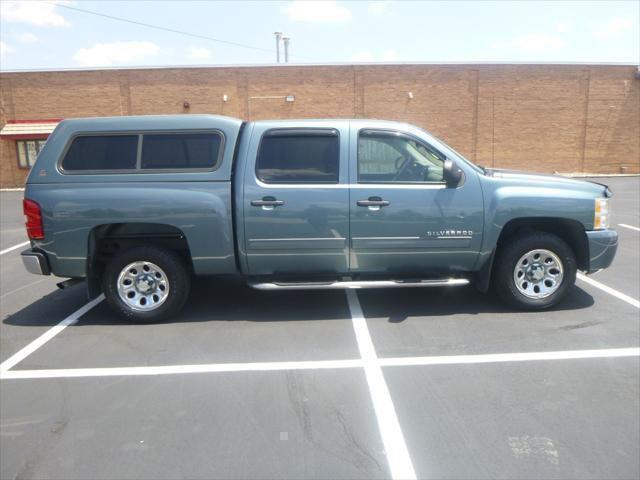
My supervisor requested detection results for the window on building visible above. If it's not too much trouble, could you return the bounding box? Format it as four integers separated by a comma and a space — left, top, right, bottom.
358, 131, 445, 183
17, 140, 47, 169
61, 135, 139, 171
141, 133, 222, 170
256, 130, 339, 183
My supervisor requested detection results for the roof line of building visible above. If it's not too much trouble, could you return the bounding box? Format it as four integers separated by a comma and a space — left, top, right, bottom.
1, 61, 638, 74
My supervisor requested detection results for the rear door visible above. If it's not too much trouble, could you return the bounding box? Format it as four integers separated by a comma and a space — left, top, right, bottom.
349, 124, 484, 275
242, 122, 350, 276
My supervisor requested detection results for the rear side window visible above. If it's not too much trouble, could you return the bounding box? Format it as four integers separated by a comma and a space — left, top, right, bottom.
256, 130, 339, 183
141, 133, 222, 170
61, 135, 138, 171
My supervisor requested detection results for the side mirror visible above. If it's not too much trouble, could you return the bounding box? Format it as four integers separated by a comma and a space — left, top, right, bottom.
443, 159, 463, 186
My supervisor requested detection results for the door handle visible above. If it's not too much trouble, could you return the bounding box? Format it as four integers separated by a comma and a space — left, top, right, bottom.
357, 197, 390, 208
251, 196, 285, 208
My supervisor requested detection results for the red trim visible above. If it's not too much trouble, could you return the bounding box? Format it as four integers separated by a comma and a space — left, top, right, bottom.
6, 118, 62, 124
1, 133, 50, 140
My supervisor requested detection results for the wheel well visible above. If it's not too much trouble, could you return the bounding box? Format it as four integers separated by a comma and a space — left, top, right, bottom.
86, 223, 192, 298
496, 217, 589, 270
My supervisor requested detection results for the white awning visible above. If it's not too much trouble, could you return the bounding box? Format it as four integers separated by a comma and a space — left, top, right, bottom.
0, 120, 60, 138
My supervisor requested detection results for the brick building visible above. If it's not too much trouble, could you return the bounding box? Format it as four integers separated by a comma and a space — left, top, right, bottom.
1, 62, 638, 187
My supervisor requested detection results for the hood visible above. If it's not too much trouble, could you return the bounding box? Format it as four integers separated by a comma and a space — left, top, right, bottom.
483, 168, 611, 197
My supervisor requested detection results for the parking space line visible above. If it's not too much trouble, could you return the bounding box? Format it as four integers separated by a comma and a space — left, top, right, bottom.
2, 347, 637, 381
0, 358, 363, 380
618, 223, 640, 232
0, 241, 30, 256
577, 273, 640, 309
0, 295, 104, 374
346, 290, 417, 480
378, 347, 640, 368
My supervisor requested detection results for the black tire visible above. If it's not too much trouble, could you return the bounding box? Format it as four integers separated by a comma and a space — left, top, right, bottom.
102, 246, 191, 323
493, 231, 577, 310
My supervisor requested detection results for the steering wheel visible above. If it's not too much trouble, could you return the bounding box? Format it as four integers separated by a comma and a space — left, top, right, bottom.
393, 156, 412, 181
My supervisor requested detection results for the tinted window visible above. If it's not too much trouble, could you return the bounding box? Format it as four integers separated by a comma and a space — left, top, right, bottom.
256, 131, 339, 183
358, 132, 445, 183
141, 133, 222, 170
62, 135, 138, 171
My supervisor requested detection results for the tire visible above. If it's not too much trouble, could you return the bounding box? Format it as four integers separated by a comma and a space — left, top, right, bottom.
102, 246, 191, 323
493, 231, 577, 310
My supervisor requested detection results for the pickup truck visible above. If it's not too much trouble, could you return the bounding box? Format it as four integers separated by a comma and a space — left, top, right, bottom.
21, 115, 618, 322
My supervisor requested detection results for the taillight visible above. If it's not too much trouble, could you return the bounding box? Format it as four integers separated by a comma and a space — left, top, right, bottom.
23, 199, 44, 240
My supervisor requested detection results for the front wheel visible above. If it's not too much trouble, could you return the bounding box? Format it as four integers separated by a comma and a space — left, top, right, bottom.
102, 246, 191, 322
493, 232, 577, 310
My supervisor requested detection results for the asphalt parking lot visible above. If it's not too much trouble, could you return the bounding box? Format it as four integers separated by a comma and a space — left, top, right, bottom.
1, 177, 639, 480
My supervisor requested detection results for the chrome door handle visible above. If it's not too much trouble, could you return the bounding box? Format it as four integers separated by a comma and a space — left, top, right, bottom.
357, 197, 390, 207
251, 197, 285, 209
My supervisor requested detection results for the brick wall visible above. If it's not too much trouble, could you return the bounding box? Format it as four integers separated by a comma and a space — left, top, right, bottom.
1, 63, 638, 187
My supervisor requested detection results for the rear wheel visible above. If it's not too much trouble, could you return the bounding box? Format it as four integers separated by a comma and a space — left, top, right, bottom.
494, 232, 576, 310
102, 246, 190, 322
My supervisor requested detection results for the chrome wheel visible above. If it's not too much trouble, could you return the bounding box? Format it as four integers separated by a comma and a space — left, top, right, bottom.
117, 261, 170, 311
513, 249, 564, 299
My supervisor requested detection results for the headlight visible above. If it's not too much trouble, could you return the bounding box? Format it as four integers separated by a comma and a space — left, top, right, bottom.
594, 198, 610, 230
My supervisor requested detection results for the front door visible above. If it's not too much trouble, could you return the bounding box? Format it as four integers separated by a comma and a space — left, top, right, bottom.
349, 125, 484, 276
243, 123, 350, 277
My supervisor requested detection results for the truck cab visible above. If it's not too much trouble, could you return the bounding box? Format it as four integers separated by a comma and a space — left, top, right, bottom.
21, 115, 618, 322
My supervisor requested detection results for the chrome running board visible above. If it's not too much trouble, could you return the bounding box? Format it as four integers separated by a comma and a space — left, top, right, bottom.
248, 278, 469, 291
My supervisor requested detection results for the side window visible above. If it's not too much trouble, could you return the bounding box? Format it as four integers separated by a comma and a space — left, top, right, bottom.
141, 133, 222, 170
61, 135, 138, 171
256, 130, 339, 183
358, 131, 445, 183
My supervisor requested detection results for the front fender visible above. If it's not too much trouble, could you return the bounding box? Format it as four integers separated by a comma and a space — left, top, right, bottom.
477, 184, 594, 270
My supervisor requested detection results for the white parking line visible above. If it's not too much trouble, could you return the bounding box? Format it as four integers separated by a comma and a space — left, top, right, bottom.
577, 273, 640, 309
0, 241, 30, 256
378, 347, 640, 368
346, 290, 417, 480
0, 358, 363, 380
3, 347, 638, 381
618, 223, 640, 232
0, 295, 104, 373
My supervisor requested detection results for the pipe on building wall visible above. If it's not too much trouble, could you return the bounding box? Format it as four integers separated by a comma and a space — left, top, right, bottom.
274, 32, 282, 63
282, 37, 290, 63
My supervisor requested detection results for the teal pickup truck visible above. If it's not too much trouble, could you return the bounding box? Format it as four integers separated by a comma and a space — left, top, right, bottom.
21, 115, 617, 322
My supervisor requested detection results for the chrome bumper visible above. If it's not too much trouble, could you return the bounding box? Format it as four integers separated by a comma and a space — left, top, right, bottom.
21, 249, 50, 275
585, 229, 618, 273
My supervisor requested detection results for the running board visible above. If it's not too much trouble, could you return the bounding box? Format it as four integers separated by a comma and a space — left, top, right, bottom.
248, 278, 469, 291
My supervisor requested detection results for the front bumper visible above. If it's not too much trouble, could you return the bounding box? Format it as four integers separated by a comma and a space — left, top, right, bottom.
585, 229, 618, 273
21, 248, 51, 275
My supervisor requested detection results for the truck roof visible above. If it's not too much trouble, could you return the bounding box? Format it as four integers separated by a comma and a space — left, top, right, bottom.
55, 114, 415, 132
55, 114, 244, 133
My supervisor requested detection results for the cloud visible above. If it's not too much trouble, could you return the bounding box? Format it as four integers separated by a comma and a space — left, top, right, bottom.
594, 17, 633, 39
0, 1, 70, 27
283, 1, 351, 23
187, 46, 213, 61
368, 1, 388, 16
16, 33, 39, 44
381, 49, 398, 61
554, 23, 570, 33
1, 41, 15, 58
509, 33, 566, 52
73, 41, 160, 67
